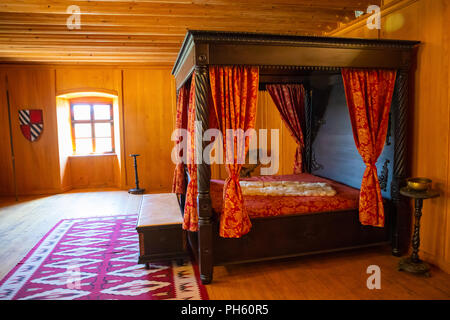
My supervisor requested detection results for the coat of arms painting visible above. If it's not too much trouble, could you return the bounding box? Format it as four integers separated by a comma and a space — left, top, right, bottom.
19, 109, 43, 142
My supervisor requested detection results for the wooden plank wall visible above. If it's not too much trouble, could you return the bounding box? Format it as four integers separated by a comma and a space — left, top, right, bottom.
0, 67, 62, 195
256, 91, 298, 176
0, 69, 14, 195
69, 154, 119, 188
329, 0, 450, 273
0, 65, 177, 194
122, 69, 177, 193
0, 65, 296, 193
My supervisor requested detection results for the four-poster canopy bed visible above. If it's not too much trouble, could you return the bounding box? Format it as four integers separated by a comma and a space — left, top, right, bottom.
171, 30, 419, 284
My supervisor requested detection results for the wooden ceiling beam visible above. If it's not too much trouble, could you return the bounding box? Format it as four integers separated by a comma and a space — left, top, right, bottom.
0, 24, 326, 36
0, 33, 184, 43
0, 54, 177, 62
0, 8, 353, 25
0, 37, 183, 47
0, 44, 179, 53
1, 0, 378, 13
0, 0, 381, 64
0, 53, 175, 58
0, 50, 177, 57
0, 33, 180, 41
191, 0, 378, 10
0, 25, 187, 36
0, 1, 369, 16
0, 14, 338, 32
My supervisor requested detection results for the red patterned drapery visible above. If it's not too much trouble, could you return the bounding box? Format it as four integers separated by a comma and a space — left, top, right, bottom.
172, 83, 189, 194
183, 73, 199, 232
182, 72, 218, 232
209, 65, 259, 238
267, 84, 306, 174
342, 68, 397, 227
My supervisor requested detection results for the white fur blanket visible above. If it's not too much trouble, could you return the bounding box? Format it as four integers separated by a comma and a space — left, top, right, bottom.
239, 180, 336, 197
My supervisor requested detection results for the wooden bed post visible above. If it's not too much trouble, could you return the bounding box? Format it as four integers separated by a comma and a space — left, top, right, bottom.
194, 63, 214, 284
391, 68, 410, 256
304, 89, 313, 173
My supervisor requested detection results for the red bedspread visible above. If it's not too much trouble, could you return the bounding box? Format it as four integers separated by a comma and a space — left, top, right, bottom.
210, 174, 360, 218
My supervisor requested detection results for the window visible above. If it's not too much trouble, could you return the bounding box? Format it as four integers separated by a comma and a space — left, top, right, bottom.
70, 97, 114, 154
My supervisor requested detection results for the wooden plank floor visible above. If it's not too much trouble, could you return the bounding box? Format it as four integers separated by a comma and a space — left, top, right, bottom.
0, 188, 142, 280
207, 247, 450, 300
0, 189, 449, 300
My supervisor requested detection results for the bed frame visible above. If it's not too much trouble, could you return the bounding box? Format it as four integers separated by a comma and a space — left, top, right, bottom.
171, 30, 419, 284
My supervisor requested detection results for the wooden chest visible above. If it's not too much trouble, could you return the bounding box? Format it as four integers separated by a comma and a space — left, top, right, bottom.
136, 193, 187, 268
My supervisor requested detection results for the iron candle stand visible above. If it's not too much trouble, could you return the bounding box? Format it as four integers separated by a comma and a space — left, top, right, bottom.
128, 154, 145, 194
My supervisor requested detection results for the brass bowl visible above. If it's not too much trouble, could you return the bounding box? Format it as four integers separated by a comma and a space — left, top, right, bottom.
407, 178, 432, 191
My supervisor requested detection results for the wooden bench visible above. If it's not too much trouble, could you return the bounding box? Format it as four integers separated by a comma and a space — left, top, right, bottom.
136, 193, 187, 268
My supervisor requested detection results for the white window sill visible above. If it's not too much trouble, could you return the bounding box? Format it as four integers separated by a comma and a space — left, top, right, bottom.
69, 153, 117, 158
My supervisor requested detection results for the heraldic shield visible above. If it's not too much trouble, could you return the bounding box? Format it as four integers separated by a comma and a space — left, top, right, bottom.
19, 109, 43, 142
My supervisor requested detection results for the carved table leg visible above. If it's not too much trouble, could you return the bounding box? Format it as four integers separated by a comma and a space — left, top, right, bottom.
398, 198, 431, 276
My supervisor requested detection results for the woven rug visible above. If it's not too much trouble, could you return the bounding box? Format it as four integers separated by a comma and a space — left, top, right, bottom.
0, 215, 208, 300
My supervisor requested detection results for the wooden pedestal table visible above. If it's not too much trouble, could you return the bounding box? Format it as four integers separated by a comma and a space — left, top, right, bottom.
398, 187, 440, 277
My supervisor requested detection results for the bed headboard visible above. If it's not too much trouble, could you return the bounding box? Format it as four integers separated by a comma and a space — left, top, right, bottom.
309, 74, 395, 199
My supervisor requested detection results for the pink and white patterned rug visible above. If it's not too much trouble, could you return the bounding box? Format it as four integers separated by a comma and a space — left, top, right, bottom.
0, 215, 208, 300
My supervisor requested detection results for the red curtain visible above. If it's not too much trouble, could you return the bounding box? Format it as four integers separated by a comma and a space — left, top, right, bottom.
342, 68, 397, 227
172, 84, 189, 194
183, 74, 199, 232
209, 66, 259, 238
267, 84, 306, 174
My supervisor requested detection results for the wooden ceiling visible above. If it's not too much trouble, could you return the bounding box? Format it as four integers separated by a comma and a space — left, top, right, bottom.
0, 0, 380, 64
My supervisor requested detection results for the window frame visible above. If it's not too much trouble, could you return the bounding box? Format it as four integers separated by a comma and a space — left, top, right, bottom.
69, 97, 115, 155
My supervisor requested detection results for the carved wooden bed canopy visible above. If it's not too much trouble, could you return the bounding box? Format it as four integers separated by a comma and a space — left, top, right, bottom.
171, 30, 419, 284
